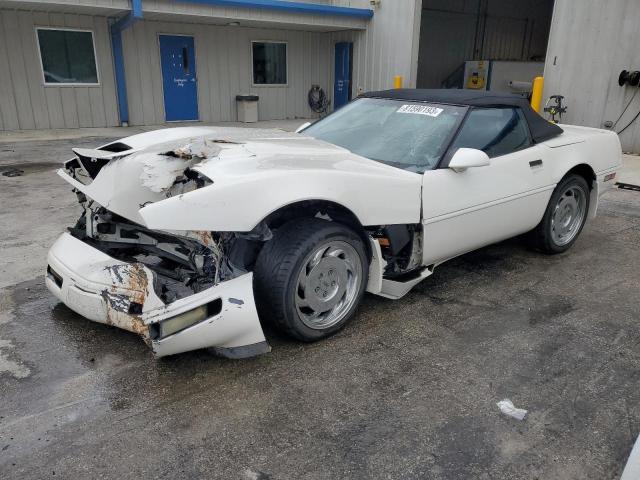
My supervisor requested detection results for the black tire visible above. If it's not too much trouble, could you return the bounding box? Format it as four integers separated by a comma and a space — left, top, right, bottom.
529, 174, 590, 254
253, 218, 368, 342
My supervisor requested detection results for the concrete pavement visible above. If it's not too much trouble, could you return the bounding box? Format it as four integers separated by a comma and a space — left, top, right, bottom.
1, 129, 639, 479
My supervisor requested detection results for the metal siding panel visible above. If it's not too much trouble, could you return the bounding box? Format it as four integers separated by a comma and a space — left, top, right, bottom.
3, 10, 36, 129
135, 22, 158, 124
300, 30, 311, 117
89, 15, 112, 127
288, 30, 301, 117
75, 87, 94, 126
59, 88, 79, 128
543, 0, 640, 151
112, 17, 356, 126
203, 27, 217, 121
0, 10, 120, 130
217, 27, 232, 121
0, 10, 20, 130
320, 32, 331, 113
17, 11, 50, 129
194, 26, 211, 122
229, 26, 242, 120
122, 27, 144, 125
33, 11, 67, 129
152, 22, 169, 124
238, 27, 252, 116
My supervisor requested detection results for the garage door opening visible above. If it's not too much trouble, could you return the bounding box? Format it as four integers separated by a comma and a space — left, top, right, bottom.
417, 0, 554, 95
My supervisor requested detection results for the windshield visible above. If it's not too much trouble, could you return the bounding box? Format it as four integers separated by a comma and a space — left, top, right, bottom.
302, 98, 467, 172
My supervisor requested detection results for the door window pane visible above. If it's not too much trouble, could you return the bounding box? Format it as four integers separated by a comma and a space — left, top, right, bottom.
450, 107, 531, 158
37, 29, 98, 84
252, 42, 287, 85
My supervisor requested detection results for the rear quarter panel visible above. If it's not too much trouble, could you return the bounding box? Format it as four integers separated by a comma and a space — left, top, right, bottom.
542, 126, 622, 218
542, 126, 622, 178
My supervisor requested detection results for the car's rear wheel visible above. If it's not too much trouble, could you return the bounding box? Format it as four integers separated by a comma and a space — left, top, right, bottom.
253, 218, 368, 341
529, 174, 590, 254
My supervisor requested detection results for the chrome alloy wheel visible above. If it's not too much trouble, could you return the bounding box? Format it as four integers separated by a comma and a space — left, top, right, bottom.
294, 240, 363, 330
550, 185, 587, 246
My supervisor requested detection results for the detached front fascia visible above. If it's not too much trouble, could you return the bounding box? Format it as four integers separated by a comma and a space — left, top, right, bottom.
48, 126, 421, 358
46, 233, 269, 358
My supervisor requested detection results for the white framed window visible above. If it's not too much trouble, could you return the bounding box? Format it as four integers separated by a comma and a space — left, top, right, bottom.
36, 27, 100, 85
251, 41, 287, 86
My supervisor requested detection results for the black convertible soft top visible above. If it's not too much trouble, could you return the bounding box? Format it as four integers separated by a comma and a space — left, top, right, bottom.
361, 89, 563, 143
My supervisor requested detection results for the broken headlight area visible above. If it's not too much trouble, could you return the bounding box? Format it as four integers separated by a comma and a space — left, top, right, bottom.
64, 142, 134, 185
68, 202, 270, 308
148, 299, 223, 340
70, 206, 230, 304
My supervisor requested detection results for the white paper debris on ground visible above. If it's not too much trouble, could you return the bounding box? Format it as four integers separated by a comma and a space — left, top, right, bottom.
497, 399, 528, 420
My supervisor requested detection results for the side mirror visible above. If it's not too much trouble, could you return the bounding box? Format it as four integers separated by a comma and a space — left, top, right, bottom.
295, 122, 312, 133
448, 148, 490, 172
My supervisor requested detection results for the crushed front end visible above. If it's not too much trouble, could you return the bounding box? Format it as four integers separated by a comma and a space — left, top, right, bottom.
46, 135, 271, 358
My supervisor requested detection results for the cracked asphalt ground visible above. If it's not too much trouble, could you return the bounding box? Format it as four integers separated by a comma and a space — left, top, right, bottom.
1, 136, 639, 479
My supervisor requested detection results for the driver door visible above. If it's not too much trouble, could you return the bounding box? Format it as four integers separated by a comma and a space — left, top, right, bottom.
421, 107, 555, 265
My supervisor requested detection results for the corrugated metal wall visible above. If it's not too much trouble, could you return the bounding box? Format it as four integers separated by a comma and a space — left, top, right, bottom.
0, 9, 119, 130
543, 0, 640, 153
0, 1, 422, 130
123, 1, 421, 125
417, 0, 553, 88
330, 0, 422, 96
122, 20, 333, 124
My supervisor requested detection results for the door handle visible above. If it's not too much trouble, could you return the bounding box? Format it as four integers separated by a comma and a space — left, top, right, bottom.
529, 159, 543, 168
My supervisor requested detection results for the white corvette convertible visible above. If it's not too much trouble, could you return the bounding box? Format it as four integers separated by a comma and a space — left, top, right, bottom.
46, 90, 622, 358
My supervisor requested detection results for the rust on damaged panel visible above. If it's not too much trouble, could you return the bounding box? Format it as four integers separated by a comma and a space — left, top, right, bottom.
101, 263, 152, 340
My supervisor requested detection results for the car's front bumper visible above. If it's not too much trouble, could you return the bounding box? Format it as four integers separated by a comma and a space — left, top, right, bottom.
46, 233, 270, 358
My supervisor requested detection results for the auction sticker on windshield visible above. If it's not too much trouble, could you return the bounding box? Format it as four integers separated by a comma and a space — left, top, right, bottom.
397, 104, 443, 117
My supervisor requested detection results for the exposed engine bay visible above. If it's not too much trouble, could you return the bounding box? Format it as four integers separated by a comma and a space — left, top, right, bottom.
67, 195, 424, 307
58, 130, 427, 315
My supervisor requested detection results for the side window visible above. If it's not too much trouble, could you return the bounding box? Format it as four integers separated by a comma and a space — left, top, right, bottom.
450, 107, 531, 158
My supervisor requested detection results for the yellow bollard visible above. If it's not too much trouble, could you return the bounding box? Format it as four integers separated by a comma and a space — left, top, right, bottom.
531, 76, 544, 113
393, 75, 403, 89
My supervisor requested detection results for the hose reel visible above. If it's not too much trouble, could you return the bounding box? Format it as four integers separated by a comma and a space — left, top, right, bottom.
619, 70, 640, 87
308, 85, 330, 114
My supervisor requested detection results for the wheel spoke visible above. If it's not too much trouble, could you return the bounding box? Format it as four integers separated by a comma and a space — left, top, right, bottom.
294, 239, 363, 330
549, 183, 587, 246
295, 294, 309, 308
307, 247, 326, 271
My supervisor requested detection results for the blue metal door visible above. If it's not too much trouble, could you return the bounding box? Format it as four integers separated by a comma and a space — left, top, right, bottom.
159, 35, 198, 121
334, 42, 352, 110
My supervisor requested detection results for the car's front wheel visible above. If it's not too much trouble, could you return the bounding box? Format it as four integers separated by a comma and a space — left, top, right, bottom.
253, 218, 368, 341
529, 174, 590, 254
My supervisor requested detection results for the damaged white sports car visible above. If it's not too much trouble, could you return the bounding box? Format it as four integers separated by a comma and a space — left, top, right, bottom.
46, 90, 622, 358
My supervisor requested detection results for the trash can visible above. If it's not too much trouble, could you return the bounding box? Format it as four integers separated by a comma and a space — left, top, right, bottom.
236, 94, 259, 123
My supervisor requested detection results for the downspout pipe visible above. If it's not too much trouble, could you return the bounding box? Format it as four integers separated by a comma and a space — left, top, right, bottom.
110, 0, 143, 126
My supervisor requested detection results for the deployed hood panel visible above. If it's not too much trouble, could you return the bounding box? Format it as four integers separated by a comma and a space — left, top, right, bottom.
60, 127, 423, 231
